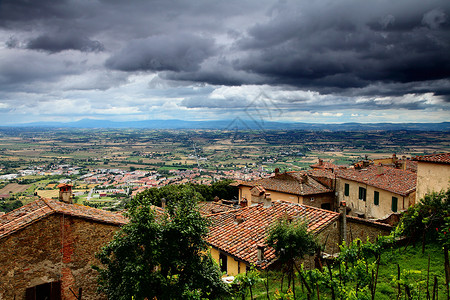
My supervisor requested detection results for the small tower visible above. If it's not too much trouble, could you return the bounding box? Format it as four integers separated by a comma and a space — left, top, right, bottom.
58, 183, 73, 204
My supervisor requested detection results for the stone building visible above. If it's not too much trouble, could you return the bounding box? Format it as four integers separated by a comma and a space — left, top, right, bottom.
0, 198, 126, 300
235, 170, 335, 210
412, 152, 450, 202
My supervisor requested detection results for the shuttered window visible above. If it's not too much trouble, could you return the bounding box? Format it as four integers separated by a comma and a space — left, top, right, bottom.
344, 183, 349, 196
392, 197, 398, 212
26, 281, 61, 300
374, 191, 379, 206
219, 252, 228, 273
359, 187, 366, 201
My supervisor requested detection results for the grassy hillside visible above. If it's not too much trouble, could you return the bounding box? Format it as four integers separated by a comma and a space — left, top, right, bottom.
228, 242, 447, 299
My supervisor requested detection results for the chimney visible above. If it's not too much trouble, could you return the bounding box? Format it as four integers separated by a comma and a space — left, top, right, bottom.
377, 164, 383, 175
362, 160, 370, 168
339, 201, 347, 244
318, 158, 323, 166
240, 198, 248, 208
161, 198, 166, 209
257, 244, 265, 262
392, 153, 398, 163
263, 193, 272, 208
274, 168, 280, 175
58, 184, 73, 204
301, 174, 308, 183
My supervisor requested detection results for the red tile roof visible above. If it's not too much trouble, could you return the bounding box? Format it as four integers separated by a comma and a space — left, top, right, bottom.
307, 169, 336, 179
336, 165, 416, 196
0, 199, 127, 239
412, 152, 450, 164
403, 160, 418, 173
206, 200, 339, 269
310, 161, 340, 170
198, 201, 237, 216
238, 172, 333, 196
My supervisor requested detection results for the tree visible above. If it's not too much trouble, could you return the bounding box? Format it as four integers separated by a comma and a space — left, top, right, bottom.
94, 187, 228, 299
231, 267, 264, 300
266, 217, 318, 299
395, 188, 450, 299
131, 184, 205, 207
396, 189, 450, 251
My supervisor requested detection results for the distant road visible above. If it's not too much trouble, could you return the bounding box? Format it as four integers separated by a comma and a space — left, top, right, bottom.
86, 188, 94, 201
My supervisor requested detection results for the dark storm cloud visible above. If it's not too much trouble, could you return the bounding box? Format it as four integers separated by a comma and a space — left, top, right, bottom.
106, 33, 216, 72
0, 0, 449, 123
0, 51, 81, 87
26, 33, 104, 53
230, 2, 450, 95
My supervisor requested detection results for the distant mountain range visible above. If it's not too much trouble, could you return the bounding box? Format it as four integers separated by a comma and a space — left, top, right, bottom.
2, 119, 450, 131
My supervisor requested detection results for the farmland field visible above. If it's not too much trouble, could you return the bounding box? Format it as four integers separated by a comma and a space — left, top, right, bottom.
0, 183, 31, 194
36, 189, 59, 199
0, 128, 448, 176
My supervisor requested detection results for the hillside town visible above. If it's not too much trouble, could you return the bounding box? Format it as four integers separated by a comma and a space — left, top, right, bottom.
0, 152, 449, 298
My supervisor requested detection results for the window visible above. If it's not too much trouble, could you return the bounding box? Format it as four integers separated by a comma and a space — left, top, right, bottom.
374, 191, 379, 206
26, 281, 61, 300
344, 183, 349, 196
219, 252, 227, 273
392, 197, 398, 212
358, 187, 366, 201
310, 197, 314, 202
321, 203, 331, 210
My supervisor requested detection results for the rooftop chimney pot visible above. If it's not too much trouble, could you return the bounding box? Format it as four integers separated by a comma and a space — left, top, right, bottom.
263, 193, 272, 208
58, 184, 73, 204
377, 164, 383, 175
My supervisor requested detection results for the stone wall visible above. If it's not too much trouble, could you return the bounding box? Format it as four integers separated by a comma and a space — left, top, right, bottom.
346, 216, 392, 243
317, 219, 341, 255
0, 214, 120, 300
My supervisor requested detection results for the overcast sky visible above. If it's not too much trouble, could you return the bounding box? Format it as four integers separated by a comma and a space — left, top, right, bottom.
0, 0, 449, 125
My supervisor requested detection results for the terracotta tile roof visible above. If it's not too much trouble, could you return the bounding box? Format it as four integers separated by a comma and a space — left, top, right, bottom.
403, 160, 418, 173
57, 183, 72, 188
346, 215, 393, 230
238, 172, 333, 196
0, 199, 127, 239
206, 200, 339, 269
336, 165, 416, 196
307, 169, 336, 179
198, 201, 237, 216
412, 152, 450, 164
310, 161, 340, 170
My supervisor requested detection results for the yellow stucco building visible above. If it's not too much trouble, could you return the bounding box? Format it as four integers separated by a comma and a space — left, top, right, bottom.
205, 200, 340, 275
413, 153, 450, 202
336, 165, 416, 219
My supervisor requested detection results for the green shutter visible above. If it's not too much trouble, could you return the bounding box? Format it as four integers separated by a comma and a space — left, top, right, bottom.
344, 183, 349, 196
359, 187, 366, 201
374, 191, 379, 206
392, 197, 398, 212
